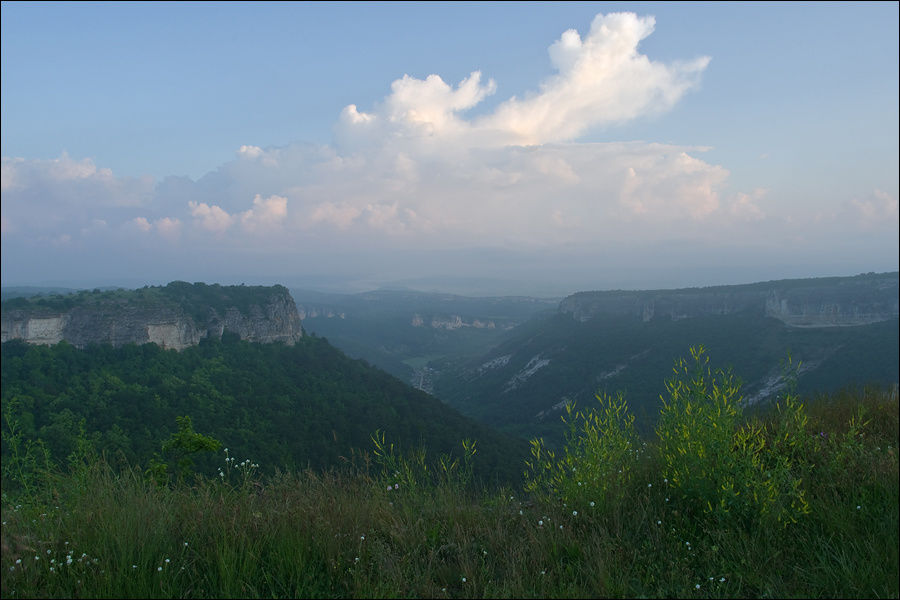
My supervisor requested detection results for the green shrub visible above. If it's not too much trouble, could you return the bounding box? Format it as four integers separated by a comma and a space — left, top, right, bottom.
655, 346, 810, 527
524, 391, 639, 512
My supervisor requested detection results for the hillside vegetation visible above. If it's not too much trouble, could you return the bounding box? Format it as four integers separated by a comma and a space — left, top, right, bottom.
2, 347, 896, 598
0, 335, 526, 485
436, 311, 899, 442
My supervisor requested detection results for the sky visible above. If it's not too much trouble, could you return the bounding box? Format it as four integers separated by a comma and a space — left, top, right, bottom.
2, 1, 898, 296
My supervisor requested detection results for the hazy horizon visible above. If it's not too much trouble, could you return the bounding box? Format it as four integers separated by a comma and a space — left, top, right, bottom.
3, 3, 898, 296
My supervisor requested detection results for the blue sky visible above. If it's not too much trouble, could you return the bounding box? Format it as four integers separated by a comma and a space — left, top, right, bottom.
2, 2, 898, 294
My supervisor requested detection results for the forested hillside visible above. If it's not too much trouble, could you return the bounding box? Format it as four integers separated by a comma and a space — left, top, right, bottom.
435, 311, 899, 440
0, 335, 527, 484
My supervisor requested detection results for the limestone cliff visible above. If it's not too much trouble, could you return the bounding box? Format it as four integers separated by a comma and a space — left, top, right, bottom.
559, 272, 899, 327
1, 282, 303, 350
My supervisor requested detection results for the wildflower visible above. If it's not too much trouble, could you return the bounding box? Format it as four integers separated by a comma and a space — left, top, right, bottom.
519, 510, 523, 515
541, 570, 546, 575
165, 558, 170, 564
657, 520, 662, 525
559, 525, 564, 529
158, 566, 163, 572
590, 501, 595, 507
461, 576, 467, 583
720, 577, 726, 582
9, 566, 14, 572
394, 483, 399, 489
648, 483, 652, 488
360, 535, 366, 540
572, 510, 578, 516
387, 485, 392, 491
856, 505, 861, 510
15, 559, 21, 565
354, 557, 360, 563
34, 556, 39, 561
663, 478, 668, 483
184, 542, 189, 547
538, 520, 543, 526
695, 584, 701, 589
47, 550, 52, 555
133, 565, 137, 569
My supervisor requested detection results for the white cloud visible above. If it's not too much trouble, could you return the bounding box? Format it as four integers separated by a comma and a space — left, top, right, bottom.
189, 201, 234, 233
846, 189, 899, 228
309, 201, 362, 229
239, 194, 288, 233
155, 217, 182, 239
337, 12, 709, 150
2, 11, 894, 287
729, 189, 767, 221
238, 145, 264, 159
131, 217, 152, 232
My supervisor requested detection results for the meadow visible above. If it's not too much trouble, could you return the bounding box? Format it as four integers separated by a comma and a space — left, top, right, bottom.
2, 348, 897, 598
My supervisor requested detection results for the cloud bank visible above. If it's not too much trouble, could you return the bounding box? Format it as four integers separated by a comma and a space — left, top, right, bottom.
1, 12, 896, 289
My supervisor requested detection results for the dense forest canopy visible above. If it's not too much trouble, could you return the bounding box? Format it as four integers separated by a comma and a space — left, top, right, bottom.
1, 335, 527, 484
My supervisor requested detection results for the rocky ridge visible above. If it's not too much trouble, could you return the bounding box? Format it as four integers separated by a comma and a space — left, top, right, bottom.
559, 272, 898, 327
1, 282, 303, 350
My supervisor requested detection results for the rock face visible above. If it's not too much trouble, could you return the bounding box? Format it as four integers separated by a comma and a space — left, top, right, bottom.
1, 283, 303, 350
559, 272, 899, 328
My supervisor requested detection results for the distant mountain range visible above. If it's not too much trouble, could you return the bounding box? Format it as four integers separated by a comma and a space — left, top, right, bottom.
435, 272, 898, 439
3, 274, 896, 453
293, 273, 897, 442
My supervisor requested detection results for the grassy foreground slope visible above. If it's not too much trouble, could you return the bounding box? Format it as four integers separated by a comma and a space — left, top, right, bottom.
2, 349, 897, 599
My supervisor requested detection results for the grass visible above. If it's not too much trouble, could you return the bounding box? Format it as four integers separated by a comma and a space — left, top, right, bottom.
2, 384, 897, 598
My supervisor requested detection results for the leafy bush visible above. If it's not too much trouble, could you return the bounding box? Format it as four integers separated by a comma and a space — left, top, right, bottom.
524, 391, 639, 513
655, 346, 810, 527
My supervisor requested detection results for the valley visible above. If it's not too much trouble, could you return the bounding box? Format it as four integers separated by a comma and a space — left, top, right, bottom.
297, 273, 899, 442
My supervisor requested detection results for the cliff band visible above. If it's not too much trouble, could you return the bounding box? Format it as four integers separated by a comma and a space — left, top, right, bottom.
1, 282, 303, 350
558, 272, 899, 327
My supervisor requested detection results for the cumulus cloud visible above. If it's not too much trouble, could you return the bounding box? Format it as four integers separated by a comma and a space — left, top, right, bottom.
155, 217, 182, 239
845, 189, 899, 228
337, 12, 709, 150
131, 217, 153, 232
239, 194, 288, 233
189, 201, 234, 233
729, 189, 767, 221
3, 11, 894, 287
